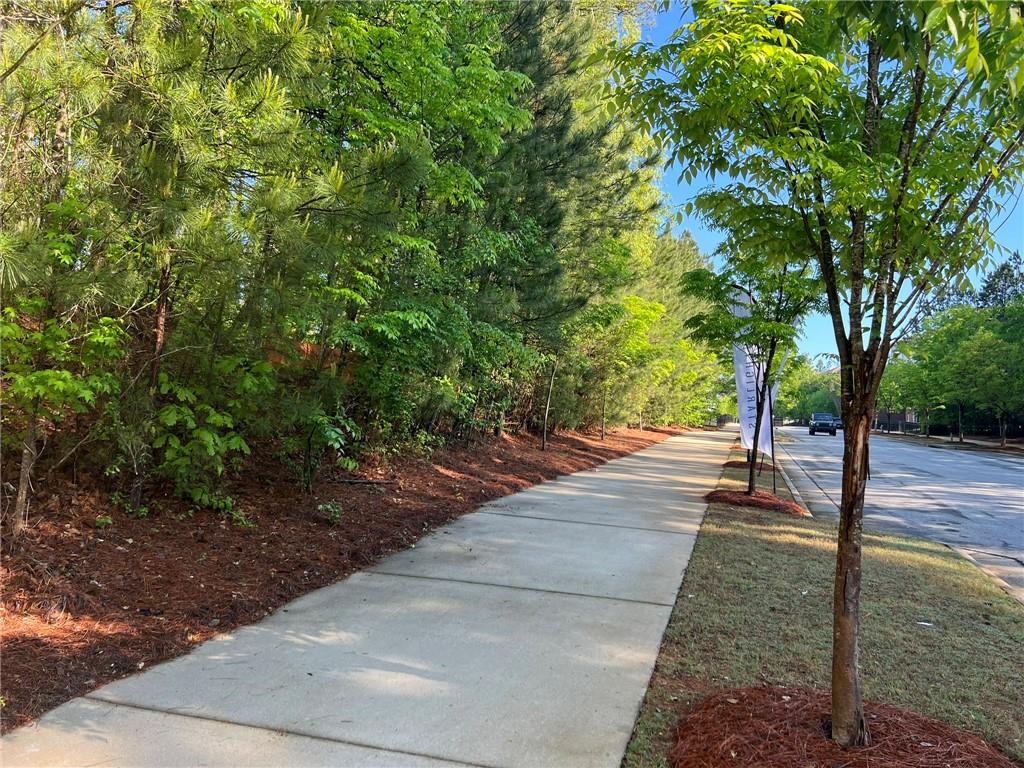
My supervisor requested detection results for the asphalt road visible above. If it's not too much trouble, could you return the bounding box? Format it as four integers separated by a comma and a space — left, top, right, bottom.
778, 426, 1024, 601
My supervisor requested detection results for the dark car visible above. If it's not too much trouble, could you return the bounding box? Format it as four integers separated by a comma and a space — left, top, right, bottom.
809, 412, 837, 436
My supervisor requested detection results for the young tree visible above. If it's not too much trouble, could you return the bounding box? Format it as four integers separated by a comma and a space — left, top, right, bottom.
614, 0, 1024, 746
877, 358, 909, 432
978, 251, 1024, 308
778, 356, 840, 423
548, 232, 720, 435
951, 327, 1024, 446
917, 305, 987, 441
683, 256, 817, 494
893, 340, 944, 436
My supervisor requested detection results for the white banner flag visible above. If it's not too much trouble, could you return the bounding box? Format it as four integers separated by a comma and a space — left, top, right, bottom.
730, 291, 786, 458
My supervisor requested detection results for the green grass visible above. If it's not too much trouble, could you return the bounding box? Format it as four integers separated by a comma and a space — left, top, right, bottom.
625, 448, 1024, 767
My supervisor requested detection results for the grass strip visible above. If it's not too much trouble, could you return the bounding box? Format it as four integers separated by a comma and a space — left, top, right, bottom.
625, 446, 1024, 766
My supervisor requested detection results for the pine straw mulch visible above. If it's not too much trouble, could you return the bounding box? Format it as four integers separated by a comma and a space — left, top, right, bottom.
672, 686, 1020, 768
704, 489, 809, 517
0, 426, 679, 733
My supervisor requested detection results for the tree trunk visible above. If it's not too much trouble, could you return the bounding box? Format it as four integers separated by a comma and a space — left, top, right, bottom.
957, 403, 963, 443
638, 406, 643, 432
128, 460, 145, 513
11, 415, 39, 537
541, 355, 557, 451
748, 345, 776, 496
601, 386, 607, 440
746, 446, 759, 495
999, 416, 1007, 447
127, 261, 173, 515
150, 262, 172, 390
831, 406, 872, 747
746, 406, 762, 496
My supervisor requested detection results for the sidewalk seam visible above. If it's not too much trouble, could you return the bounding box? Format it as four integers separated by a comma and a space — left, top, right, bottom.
367, 570, 675, 607
82, 696, 499, 768
957, 545, 1024, 567
476, 509, 700, 536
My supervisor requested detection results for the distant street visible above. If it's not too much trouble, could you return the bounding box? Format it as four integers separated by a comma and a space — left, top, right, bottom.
778, 427, 1024, 601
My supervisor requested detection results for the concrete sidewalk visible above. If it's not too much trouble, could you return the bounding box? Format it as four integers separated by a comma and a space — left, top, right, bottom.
2, 430, 731, 768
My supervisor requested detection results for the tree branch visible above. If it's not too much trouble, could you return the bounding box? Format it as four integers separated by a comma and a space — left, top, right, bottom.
0, 2, 85, 87
909, 74, 969, 170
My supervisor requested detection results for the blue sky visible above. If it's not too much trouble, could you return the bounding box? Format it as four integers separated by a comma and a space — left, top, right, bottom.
644, 9, 1024, 362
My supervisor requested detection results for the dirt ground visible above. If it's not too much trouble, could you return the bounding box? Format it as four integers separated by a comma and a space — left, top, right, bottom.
1, 426, 677, 732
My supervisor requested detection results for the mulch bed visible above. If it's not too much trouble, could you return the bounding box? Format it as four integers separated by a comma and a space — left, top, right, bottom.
672, 686, 1019, 768
0, 427, 676, 732
705, 489, 809, 517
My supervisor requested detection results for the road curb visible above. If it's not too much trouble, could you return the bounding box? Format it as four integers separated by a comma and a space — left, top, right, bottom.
775, 441, 839, 518
781, 428, 1023, 605
947, 544, 1024, 606
774, 458, 811, 516
875, 431, 1024, 458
